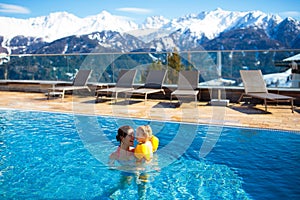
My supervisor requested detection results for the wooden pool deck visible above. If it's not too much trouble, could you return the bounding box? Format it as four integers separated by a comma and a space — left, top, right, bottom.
0, 91, 299, 132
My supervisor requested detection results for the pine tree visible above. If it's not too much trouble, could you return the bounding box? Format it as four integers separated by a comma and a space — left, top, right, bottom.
167, 48, 182, 84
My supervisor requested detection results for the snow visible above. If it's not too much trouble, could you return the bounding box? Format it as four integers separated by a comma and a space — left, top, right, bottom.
200, 78, 236, 86
199, 69, 293, 88
0, 11, 138, 42
283, 53, 300, 61
0, 53, 9, 65
237, 69, 292, 88
0, 8, 284, 43
263, 69, 292, 87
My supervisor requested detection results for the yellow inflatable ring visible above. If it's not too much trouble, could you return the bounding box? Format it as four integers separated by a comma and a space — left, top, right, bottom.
134, 143, 151, 161
151, 135, 159, 152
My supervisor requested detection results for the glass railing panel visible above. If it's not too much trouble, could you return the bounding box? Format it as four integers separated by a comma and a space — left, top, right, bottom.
0, 50, 299, 88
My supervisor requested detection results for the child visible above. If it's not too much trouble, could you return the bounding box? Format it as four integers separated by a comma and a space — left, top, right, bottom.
134, 125, 154, 163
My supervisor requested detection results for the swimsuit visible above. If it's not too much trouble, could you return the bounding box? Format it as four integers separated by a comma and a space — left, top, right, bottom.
113, 147, 136, 166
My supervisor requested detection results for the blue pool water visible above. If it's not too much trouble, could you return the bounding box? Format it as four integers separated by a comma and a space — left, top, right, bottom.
0, 109, 299, 199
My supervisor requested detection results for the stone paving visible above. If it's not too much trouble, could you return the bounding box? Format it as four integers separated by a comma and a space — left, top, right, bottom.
0, 91, 299, 132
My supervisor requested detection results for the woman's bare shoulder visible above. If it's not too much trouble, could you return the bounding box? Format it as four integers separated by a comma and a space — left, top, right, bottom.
109, 149, 118, 160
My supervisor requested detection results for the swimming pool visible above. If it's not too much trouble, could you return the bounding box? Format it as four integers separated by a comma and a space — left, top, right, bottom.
0, 109, 299, 199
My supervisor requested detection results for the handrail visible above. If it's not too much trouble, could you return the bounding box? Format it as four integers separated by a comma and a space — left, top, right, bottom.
5, 48, 300, 57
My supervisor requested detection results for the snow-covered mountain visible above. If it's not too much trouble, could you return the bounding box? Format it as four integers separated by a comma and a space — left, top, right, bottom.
159, 8, 281, 40
0, 10, 138, 43
0, 8, 299, 54
0, 8, 284, 43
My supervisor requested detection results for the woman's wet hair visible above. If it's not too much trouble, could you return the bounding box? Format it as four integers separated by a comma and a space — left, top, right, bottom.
116, 125, 133, 142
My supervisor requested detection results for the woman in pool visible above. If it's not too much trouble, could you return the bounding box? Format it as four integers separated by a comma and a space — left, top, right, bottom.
107, 125, 159, 199
106, 125, 137, 198
109, 125, 135, 167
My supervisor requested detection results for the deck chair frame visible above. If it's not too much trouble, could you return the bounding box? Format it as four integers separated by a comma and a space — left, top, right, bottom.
170, 70, 200, 107
125, 70, 167, 104
47, 69, 92, 99
95, 69, 137, 102
238, 70, 294, 113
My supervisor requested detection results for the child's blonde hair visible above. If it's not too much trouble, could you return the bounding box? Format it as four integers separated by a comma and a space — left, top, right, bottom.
137, 125, 153, 139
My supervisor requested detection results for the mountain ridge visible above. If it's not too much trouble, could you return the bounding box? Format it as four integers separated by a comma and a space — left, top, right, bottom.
0, 8, 299, 54
0, 8, 286, 42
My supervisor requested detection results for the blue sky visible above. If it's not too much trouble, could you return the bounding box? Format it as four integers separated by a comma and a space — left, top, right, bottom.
0, 0, 299, 22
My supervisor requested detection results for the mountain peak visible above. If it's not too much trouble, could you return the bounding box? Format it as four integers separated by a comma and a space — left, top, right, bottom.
92, 10, 115, 19
141, 15, 170, 29
37, 11, 80, 22
215, 7, 224, 11
0, 9, 297, 46
98, 10, 111, 16
47, 11, 77, 18
285, 16, 299, 23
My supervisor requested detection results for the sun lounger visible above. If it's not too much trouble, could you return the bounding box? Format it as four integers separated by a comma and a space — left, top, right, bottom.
47, 69, 92, 99
238, 70, 294, 113
170, 70, 200, 106
95, 69, 137, 102
125, 70, 167, 103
